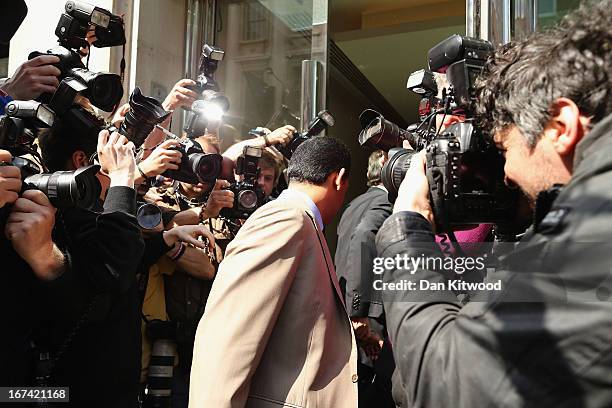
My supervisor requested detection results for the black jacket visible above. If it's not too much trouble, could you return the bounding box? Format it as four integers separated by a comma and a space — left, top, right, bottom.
35, 186, 145, 408
336, 186, 392, 319
376, 114, 612, 408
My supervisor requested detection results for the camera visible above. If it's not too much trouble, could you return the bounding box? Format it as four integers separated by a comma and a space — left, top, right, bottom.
358, 35, 516, 232
29, 46, 123, 112
55, 0, 126, 50
0, 101, 55, 154
28, 1, 126, 112
163, 138, 223, 185
184, 44, 230, 137
277, 110, 335, 159
0, 101, 102, 210
116, 87, 171, 148
220, 146, 265, 219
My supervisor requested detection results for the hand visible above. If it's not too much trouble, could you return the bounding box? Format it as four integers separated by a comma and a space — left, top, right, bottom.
111, 103, 131, 128
5, 190, 65, 281
393, 151, 435, 226
359, 332, 384, 361
163, 224, 215, 252
162, 79, 198, 111
0, 55, 61, 100
204, 179, 234, 218
97, 130, 136, 188
136, 139, 182, 182
266, 125, 296, 147
351, 317, 371, 342
0, 150, 21, 209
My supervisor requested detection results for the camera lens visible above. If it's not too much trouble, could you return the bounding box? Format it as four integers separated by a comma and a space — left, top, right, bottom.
358, 109, 407, 152
119, 87, 171, 147
381, 147, 416, 200
137, 203, 163, 230
189, 153, 222, 184
68, 68, 123, 112
237, 189, 258, 210
23, 164, 101, 209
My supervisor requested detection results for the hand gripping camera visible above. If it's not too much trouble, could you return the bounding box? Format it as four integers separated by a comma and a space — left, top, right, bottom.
29, 1, 126, 112
0, 101, 101, 210
277, 110, 335, 159
220, 146, 265, 219
358, 35, 517, 233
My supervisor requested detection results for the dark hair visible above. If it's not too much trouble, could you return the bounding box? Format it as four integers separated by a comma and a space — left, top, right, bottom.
366, 150, 385, 187
38, 107, 101, 171
475, 0, 612, 147
287, 136, 351, 185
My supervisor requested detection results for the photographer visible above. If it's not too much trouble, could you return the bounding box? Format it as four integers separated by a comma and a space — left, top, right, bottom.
376, 2, 612, 407
30, 113, 145, 407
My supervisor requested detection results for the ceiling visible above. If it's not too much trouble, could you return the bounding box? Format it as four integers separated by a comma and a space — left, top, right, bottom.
330, 0, 466, 123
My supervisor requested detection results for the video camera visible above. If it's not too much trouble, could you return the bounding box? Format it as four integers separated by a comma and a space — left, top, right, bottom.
29, 1, 125, 112
0, 101, 101, 210
358, 35, 516, 232
184, 44, 230, 137
220, 146, 265, 219
276, 110, 335, 159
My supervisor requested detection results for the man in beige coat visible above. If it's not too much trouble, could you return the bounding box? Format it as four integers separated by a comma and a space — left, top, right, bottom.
189, 137, 358, 408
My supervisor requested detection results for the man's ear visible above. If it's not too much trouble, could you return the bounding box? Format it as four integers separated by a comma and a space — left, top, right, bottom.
334, 168, 347, 191
545, 97, 590, 156
71, 150, 89, 169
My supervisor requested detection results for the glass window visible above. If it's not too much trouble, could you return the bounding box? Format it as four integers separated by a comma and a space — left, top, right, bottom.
243, 2, 269, 41
538, 0, 581, 28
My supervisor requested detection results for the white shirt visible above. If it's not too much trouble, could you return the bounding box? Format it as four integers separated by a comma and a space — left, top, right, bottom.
278, 189, 324, 231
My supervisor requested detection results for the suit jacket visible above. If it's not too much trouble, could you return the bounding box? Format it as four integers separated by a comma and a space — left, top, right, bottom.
189, 193, 358, 408
335, 186, 392, 319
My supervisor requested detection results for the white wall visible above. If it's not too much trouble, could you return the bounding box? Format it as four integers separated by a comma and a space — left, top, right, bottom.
8, 0, 113, 77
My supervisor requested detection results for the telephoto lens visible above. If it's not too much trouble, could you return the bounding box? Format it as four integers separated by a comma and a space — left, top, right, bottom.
119, 87, 171, 148
22, 164, 102, 210
144, 320, 177, 408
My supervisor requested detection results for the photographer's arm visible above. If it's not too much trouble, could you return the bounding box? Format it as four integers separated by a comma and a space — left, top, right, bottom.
134, 139, 182, 185
222, 125, 295, 163
163, 180, 233, 229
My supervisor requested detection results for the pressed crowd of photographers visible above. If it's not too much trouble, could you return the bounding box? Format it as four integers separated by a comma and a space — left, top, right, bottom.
2, 0, 612, 407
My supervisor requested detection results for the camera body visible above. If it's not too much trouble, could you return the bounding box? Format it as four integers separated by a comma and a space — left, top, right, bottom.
277, 110, 335, 159
220, 146, 265, 219
358, 35, 516, 232
163, 138, 223, 185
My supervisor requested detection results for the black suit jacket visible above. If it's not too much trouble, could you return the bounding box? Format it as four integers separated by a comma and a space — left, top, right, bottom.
335, 186, 392, 319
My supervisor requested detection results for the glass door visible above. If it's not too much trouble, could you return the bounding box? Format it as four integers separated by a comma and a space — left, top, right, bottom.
189, 0, 329, 150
